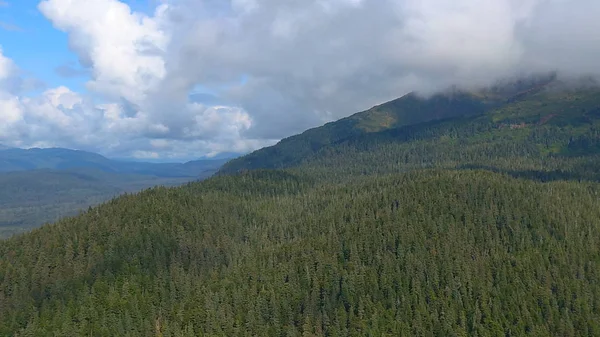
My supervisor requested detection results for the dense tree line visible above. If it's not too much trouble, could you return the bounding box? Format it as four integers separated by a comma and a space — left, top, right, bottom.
1, 170, 599, 336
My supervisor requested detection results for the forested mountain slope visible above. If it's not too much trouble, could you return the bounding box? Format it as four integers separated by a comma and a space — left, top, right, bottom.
1, 79, 600, 336
0, 170, 599, 336
220, 77, 600, 176
219, 91, 496, 172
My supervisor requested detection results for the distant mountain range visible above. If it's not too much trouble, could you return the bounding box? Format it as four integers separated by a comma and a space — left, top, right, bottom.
0, 147, 236, 237
0, 147, 232, 177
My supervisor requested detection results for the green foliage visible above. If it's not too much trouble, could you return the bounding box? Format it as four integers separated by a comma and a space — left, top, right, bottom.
220, 91, 498, 173
220, 85, 600, 177
1, 80, 600, 335
1, 170, 599, 336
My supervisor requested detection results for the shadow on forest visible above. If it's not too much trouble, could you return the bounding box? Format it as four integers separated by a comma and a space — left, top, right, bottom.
459, 164, 600, 183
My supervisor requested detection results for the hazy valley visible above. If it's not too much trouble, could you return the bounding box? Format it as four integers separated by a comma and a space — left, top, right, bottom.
0, 147, 229, 238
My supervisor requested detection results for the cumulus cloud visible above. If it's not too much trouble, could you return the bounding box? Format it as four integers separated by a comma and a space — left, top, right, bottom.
0, 48, 23, 138
3, 0, 600, 159
0, 48, 16, 82
0, 49, 265, 159
0, 0, 270, 159
148, 0, 600, 138
157, 0, 600, 137
38, 0, 169, 104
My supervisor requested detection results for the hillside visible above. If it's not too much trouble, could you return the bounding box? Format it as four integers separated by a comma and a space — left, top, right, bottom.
218, 91, 496, 172
220, 76, 600, 175
1, 80, 600, 335
0, 170, 599, 336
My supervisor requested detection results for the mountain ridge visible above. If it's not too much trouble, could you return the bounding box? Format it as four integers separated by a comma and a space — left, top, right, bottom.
0, 167, 196, 238
219, 76, 600, 175
0, 148, 232, 237
0, 147, 230, 177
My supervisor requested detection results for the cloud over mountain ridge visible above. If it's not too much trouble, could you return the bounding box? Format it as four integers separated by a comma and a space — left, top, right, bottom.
0, 0, 598, 159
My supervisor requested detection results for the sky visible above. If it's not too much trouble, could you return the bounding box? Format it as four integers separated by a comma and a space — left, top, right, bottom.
0, 0, 599, 161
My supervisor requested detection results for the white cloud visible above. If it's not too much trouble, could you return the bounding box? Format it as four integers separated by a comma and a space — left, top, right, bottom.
0, 48, 23, 138
4, 0, 600, 159
0, 47, 263, 159
0, 47, 15, 81
153, 0, 600, 139
38, 0, 169, 104
30, 0, 267, 159
0, 95, 23, 137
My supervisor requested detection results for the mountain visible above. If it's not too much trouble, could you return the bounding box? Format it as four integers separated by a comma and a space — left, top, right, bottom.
0, 144, 10, 150
220, 76, 600, 176
0, 147, 229, 177
0, 149, 231, 238
0, 168, 195, 238
218, 91, 495, 172
1, 170, 599, 335
1, 78, 600, 335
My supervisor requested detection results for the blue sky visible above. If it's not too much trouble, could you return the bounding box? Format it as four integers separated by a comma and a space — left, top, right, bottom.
0, 0, 156, 94
0, 0, 85, 92
0, 0, 239, 103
